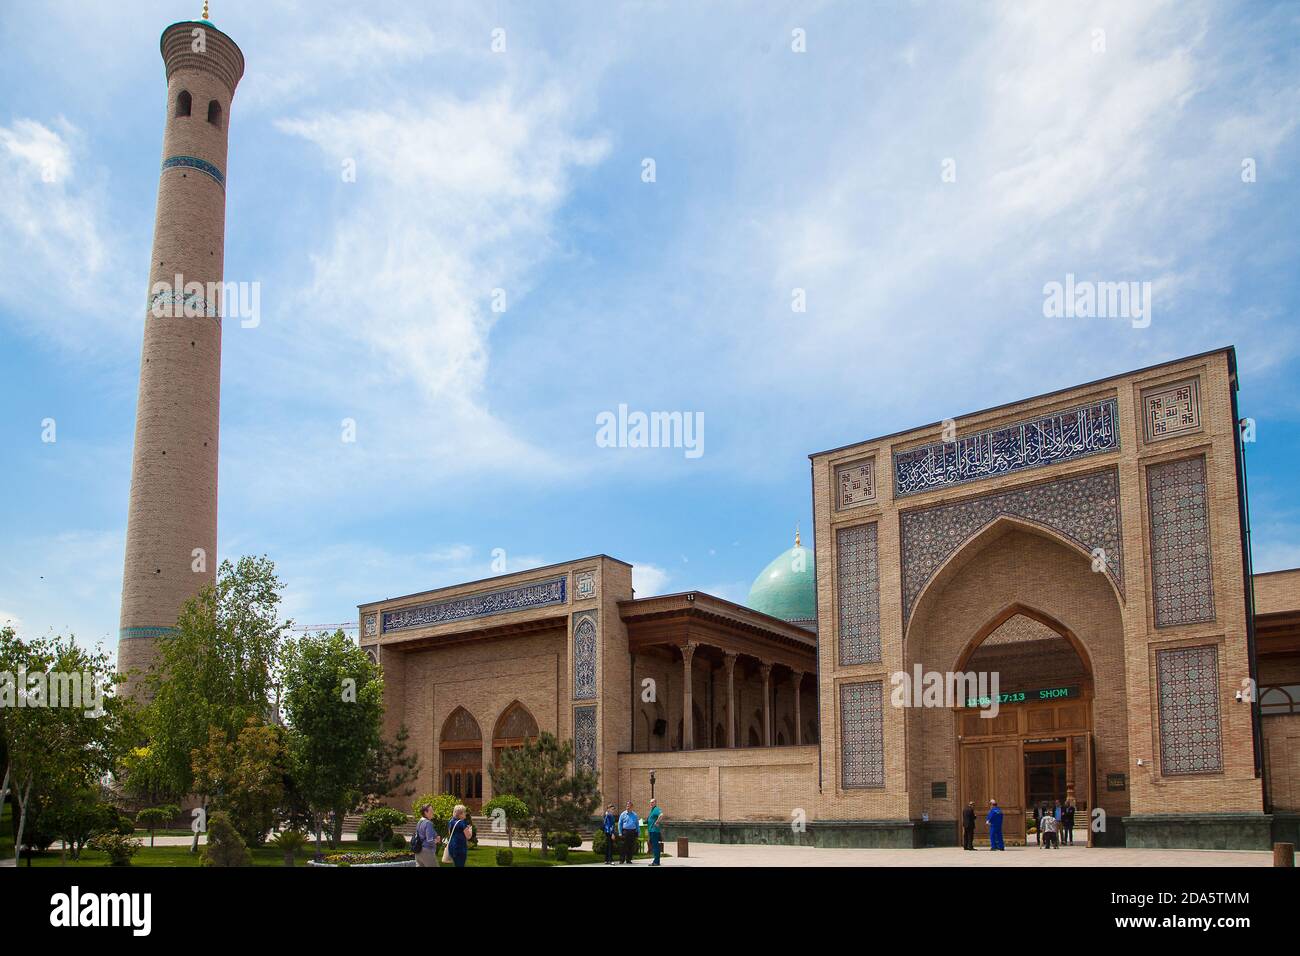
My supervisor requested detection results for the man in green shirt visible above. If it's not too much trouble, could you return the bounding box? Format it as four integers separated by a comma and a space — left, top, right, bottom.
647, 798, 664, 866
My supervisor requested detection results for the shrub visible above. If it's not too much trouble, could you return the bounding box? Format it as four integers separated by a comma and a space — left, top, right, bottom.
357, 806, 408, 846
202, 811, 251, 867
389, 832, 408, 851
89, 832, 141, 867
496, 848, 514, 867
552, 831, 582, 848
553, 844, 569, 862
592, 830, 609, 857
269, 829, 307, 866
482, 794, 528, 848
410, 794, 457, 832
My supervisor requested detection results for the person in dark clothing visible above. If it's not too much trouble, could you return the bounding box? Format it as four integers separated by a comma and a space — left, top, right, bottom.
1062, 799, 1076, 845
1033, 804, 1043, 846
962, 802, 976, 850
601, 804, 617, 864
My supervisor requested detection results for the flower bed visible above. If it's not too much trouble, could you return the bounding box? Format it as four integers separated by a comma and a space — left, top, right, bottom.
309, 850, 416, 867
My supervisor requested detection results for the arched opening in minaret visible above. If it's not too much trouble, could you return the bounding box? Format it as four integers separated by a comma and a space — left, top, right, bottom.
207, 99, 222, 128
175, 90, 191, 117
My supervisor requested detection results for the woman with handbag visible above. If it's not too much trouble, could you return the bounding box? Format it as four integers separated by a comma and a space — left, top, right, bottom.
413, 803, 442, 868
444, 804, 473, 867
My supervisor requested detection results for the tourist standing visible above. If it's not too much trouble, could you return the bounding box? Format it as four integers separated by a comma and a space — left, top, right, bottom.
962, 801, 976, 850
446, 804, 473, 868
618, 801, 639, 864
986, 799, 1005, 851
1041, 809, 1058, 849
414, 803, 442, 868
1033, 804, 1043, 846
602, 804, 617, 864
647, 798, 663, 866
1062, 799, 1076, 846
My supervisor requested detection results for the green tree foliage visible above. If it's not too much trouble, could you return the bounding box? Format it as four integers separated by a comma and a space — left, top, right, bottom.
135, 804, 180, 847
268, 828, 307, 866
411, 792, 458, 834
190, 717, 286, 846
482, 794, 528, 848
359, 722, 421, 812
0, 627, 135, 864
280, 630, 383, 858
89, 831, 141, 867
357, 806, 408, 847
201, 810, 250, 867
42, 786, 125, 860
489, 732, 599, 856
129, 556, 287, 807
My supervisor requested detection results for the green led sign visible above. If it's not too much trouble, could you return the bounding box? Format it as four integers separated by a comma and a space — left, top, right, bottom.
964, 685, 1080, 709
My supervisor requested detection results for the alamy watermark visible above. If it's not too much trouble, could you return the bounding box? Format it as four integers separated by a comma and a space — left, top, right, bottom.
890, 666, 1002, 717
148, 276, 261, 328
596, 404, 704, 459
1, 668, 104, 717
1042, 273, 1151, 329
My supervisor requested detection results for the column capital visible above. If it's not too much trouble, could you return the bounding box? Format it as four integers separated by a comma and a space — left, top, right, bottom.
760, 661, 773, 680
680, 640, 699, 663
722, 649, 738, 668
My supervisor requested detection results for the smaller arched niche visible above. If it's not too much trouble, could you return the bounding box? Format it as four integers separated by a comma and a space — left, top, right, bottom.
439, 707, 483, 806
207, 99, 222, 128
175, 90, 192, 117
492, 700, 539, 764
962, 610, 1091, 694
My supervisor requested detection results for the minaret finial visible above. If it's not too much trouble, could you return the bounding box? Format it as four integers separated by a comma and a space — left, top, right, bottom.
202, 1, 209, 20
795, 524, 801, 548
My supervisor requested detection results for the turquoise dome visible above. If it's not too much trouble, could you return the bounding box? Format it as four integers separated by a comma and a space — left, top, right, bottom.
747, 535, 816, 624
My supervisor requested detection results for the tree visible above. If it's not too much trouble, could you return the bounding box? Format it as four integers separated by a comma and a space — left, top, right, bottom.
357, 806, 408, 848
489, 732, 600, 856
358, 722, 421, 812
0, 628, 135, 864
127, 556, 288, 850
201, 811, 250, 867
280, 630, 383, 858
482, 794, 528, 849
135, 805, 180, 847
411, 792, 458, 835
269, 828, 306, 866
42, 785, 124, 861
190, 717, 286, 846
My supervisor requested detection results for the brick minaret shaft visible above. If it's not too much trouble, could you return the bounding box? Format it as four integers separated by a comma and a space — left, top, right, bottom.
119, 16, 244, 699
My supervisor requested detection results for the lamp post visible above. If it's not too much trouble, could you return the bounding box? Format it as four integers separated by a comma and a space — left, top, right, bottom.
649, 770, 656, 799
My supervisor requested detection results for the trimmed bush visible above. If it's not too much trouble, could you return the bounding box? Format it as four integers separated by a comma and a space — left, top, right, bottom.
202, 811, 251, 867
552, 831, 582, 848
357, 806, 409, 846
553, 844, 569, 862
496, 848, 514, 867
89, 832, 142, 867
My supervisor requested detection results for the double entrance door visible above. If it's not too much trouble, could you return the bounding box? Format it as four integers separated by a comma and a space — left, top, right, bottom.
957, 698, 1092, 846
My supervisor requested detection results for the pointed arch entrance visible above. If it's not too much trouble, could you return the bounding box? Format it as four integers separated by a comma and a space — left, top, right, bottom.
440, 707, 483, 810
904, 517, 1128, 848
492, 701, 539, 767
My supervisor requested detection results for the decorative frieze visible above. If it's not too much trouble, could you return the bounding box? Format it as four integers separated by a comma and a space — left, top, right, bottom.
574, 705, 598, 775
382, 576, 566, 634
900, 468, 1124, 625
839, 681, 885, 789
1147, 456, 1215, 627
1156, 644, 1223, 775
836, 522, 881, 665
836, 458, 877, 510
893, 398, 1119, 498
162, 154, 225, 188
1143, 378, 1201, 442
572, 611, 598, 700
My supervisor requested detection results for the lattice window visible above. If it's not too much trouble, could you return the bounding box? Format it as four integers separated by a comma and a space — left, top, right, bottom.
1156, 644, 1223, 775
837, 522, 880, 665
839, 681, 885, 789
1147, 456, 1215, 627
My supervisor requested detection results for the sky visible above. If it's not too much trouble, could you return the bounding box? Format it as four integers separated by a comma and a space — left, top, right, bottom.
1, 0, 1298, 654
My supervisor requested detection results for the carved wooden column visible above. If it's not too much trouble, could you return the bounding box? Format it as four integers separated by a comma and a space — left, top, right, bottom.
792, 670, 804, 746
760, 662, 773, 747
681, 641, 698, 751
724, 652, 737, 748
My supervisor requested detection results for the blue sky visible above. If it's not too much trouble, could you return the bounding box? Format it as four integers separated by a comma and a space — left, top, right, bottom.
1, 0, 1298, 652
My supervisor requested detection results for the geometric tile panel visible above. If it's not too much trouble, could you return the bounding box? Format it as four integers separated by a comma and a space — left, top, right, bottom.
836, 457, 876, 510
574, 705, 598, 776
839, 681, 885, 789
1156, 644, 1223, 775
575, 569, 596, 600
900, 467, 1124, 625
1147, 456, 1216, 627
836, 522, 881, 665
1144, 378, 1201, 442
572, 611, 598, 700
363, 613, 377, 638
893, 398, 1119, 498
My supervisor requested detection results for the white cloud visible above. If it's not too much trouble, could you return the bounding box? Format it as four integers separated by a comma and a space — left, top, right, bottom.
632, 563, 670, 597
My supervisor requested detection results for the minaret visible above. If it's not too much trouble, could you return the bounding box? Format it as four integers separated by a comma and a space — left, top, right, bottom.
118, 6, 244, 699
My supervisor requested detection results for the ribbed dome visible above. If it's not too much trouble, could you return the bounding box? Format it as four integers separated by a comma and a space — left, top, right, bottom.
747, 534, 816, 625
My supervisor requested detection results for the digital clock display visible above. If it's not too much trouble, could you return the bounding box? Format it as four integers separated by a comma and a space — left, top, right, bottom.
964, 685, 1079, 708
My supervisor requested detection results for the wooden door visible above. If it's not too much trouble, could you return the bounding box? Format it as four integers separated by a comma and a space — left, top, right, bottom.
961, 740, 1024, 845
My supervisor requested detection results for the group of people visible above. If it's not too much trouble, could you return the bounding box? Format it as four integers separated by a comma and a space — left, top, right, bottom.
961, 797, 1077, 851
413, 802, 474, 867
601, 798, 664, 865
1034, 799, 1076, 848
